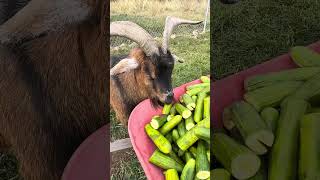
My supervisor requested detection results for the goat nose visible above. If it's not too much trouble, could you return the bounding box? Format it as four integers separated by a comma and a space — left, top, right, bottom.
164, 95, 173, 104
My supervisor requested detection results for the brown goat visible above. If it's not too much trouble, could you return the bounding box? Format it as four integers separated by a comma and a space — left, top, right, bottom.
110, 17, 202, 124
0, 0, 108, 179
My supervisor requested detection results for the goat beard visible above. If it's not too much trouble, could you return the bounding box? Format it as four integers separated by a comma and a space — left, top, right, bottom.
150, 96, 163, 108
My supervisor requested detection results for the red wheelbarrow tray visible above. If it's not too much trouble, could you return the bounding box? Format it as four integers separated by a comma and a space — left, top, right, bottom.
128, 41, 320, 180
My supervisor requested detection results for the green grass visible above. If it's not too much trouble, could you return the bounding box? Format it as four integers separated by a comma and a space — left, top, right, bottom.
110, 14, 210, 179
212, 0, 320, 79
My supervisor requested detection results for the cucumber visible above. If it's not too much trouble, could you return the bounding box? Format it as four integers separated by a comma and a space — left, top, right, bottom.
291, 46, 320, 67
159, 115, 183, 135
145, 124, 172, 154
244, 67, 320, 91
149, 150, 184, 172
203, 96, 210, 118
260, 107, 279, 132
192, 95, 197, 103
151, 114, 168, 129
184, 151, 194, 162
196, 140, 210, 179
165, 169, 179, 180
194, 127, 210, 142
177, 121, 187, 136
172, 129, 180, 142
200, 76, 210, 83
244, 81, 303, 112
163, 103, 173, 115
186, 83, 210, 90
182, 94, 196, 110
299, 113, 320, 180
185, 116, 195, 131
167, 114, 174, 121
175, 103, 192, 119
290, 73, 320, 101
231, 101, 274, 155
211, 169, 231, 180
178, 148, 185, 157
269, 98, 308, 180
165, 133, 173, 143
168, 151, 185, 167
181, 158, 196, 180
177, 118, 210, 151
189, 146, 197, 158
223, 106, 235, 130
186, 87, 204, 96
176, 126, 199, 151
206, 150, 210, 163
212, 133, 261, 179
194, 87, 210, 123
170, 104, 177, 115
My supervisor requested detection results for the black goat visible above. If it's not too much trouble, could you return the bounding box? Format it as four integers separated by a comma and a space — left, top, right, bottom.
110, 17, 202, 124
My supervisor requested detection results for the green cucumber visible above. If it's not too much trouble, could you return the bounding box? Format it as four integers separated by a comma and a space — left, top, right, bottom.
187, 83, 210, 90
212, 133, 261, 179
211, 169, 231, 180
196, 140, 210, 179
200, 76, 210, 83
163, 103, 173, 115
159, 115, 183, 135
184, 151, 194, 162
203, 96, 210, 118
145, 124, 172, 154
151, 114, 168, 129
149, 150, 184, 172
170, 104, 177, 115
175, 103, 192, 119
269, 98, 308, 180
186, 87, 204, 96
165, 169, 179, 180
182, 94, 196, 110
172, 129, 180, 142
291, 46, 320, 67
260, 107, 279, 132
194, 127, 210, 143
299, 113, 320, 180
168, 150, 185, 166
185, 116, 195, 131
194, 87, 210, 123
177, 121, 187, 136
181, 158, 196, 180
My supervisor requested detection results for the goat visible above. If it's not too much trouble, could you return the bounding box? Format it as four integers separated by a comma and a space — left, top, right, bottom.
110, 17, 202, 125
0, 0, 108, 179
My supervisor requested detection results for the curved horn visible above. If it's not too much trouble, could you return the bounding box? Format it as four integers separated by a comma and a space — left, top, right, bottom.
162, 16, 202, 54
110, 21, 159, 56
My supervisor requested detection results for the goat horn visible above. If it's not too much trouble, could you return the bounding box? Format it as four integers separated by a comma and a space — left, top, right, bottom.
110, 21, 159, 56
162, 16, 202, 54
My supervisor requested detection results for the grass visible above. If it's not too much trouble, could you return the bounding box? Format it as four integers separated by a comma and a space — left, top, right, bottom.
110, 14, 210, 179
111, 0, 208, 19
212, 0, 320, 79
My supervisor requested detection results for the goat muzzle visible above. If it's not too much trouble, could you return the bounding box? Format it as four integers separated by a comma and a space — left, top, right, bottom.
163, 90, 174, 104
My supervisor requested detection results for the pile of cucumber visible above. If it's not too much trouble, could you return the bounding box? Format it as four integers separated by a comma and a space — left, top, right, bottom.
213, 46, 320, 180
145, 76, 211, 180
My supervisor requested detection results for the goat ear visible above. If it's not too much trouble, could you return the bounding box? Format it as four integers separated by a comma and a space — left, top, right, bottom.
0, 0, 95, 44
110, 58, 139, 76
172, 54, 185, 63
